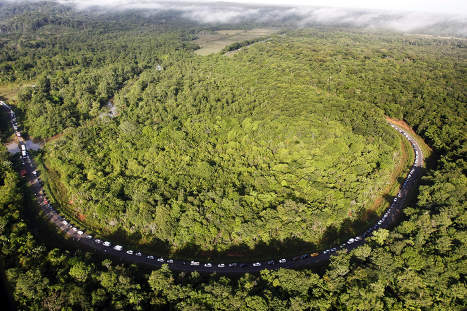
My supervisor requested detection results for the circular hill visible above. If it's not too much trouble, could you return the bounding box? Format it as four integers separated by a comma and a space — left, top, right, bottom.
3, 99, 424, 272
42, 54, 400, 258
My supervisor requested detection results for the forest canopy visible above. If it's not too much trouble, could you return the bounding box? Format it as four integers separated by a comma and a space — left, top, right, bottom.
43, 47, 398, 254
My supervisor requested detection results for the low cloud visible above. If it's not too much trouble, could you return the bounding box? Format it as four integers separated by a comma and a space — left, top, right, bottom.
3, 0, 467, 36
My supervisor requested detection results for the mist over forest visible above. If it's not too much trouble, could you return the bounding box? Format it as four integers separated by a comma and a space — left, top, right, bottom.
1, 0, 466, 36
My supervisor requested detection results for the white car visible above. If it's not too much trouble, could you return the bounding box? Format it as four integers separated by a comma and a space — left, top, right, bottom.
190, 261, 200, 266
77, 231, 83, 235
204, 263, 212, 267
62, 220, 68, 225
72, 227, 78, 232
136, 252, 142, 257
217, 263, 225, 268
126, 250, 134, 255
252, 262, 261, 267
103, 241, 111, 247
95, 239, 102, 244
146, 255, 154, 260
167, 259, 174, 264
279, 259, 286, 263
157, 258, 164, 263
86, 235, 92, 239
113, 245, 123, 251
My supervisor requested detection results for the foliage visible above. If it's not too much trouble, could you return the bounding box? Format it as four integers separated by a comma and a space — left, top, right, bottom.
221, 37, 268, 53
0, 3, 465, 310
42, 40, 398, 253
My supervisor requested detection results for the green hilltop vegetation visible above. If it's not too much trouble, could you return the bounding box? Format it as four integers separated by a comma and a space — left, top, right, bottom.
41, 39, 398, 255
0, 2, 466, 310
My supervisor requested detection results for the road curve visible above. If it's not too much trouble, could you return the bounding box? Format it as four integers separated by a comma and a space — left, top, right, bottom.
1, 100, 424, 273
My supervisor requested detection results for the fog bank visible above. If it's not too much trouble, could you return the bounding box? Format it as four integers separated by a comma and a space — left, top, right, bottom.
3, 0, 467, 36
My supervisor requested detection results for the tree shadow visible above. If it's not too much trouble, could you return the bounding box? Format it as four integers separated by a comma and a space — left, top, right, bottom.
104, 227, 171, 253
0, 105, 14, 142
22, 161, 429, 270
165, 181, 424, 263
67, 151, 435, 266
99, 204, 386, 264
94, 184, 415, 265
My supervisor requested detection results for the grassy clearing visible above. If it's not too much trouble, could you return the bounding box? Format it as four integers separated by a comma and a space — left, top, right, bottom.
194, 28, 279, 55
0, 83, 21, 102
0, 81, 36, 102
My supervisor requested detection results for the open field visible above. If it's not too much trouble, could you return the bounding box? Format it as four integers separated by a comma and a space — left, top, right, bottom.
194, 28, 280, 55
0, 82, 36, 102
0, 83, 22, 101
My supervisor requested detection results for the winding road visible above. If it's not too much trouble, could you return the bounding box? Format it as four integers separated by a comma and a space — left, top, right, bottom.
1, 100, 424, 273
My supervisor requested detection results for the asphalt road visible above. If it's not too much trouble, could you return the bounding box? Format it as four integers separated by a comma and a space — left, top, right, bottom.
1, 101, 424, 273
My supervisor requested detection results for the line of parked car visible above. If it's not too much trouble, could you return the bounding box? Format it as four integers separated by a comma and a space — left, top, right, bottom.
2, 100, 422, 271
